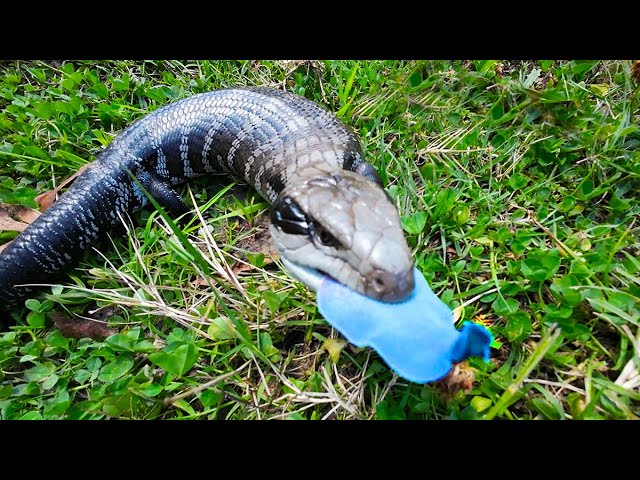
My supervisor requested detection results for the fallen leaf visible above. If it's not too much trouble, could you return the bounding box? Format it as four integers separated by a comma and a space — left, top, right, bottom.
0, 165, 89, 243
322, 338, 348, 363
0, 204, 44, 252
0, 204, 41, 231
192, 277, 212, 287
34, 163, 90, 212
435, 362, 476, 396
52, 313, 117, 339
207, 316, 237, 340
12, 205, 41, 224
34, 191, 58, 213
632, 61, 640, 82
0, 216, 28, 233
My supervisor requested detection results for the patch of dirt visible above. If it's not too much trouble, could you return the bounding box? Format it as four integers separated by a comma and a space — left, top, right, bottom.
231, 213, 280, 275
0, 310, 13, 331
279, 328, 307, 351
233, 213, 278, 257
594, 325, 622, 354
286, 339, 322, 379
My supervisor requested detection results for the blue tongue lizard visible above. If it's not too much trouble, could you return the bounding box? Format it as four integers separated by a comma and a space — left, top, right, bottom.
316, 266, 492, 383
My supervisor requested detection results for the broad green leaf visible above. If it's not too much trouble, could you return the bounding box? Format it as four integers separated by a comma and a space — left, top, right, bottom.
609, 196, 630, 212
44, 331, 70, 349
41, 373, 59, 390
199, 390, 222, 408
25, 299, 41, 311
531, 397, 562, 419
112, 75, 130, 92
132, 340, 156, 353
544, 304, 573, 319
207, 316, 236, 340
475, 236, 494, 247
558, 196, 576, 212
86, 357, 102, 372
470, 396, 492, 413
138, 384, 163, 397
246, 252, 265, 268
0, 385, 13, 398
173, 399, 197, 416
97, 355, 135, 382
44, 390, 70, 417
434, 188, 456, 220
148, 343, 198, 377
504, 312, 532, 342
539, 86, 571, 103
474, 60, 496, 73
523, 68, 541, 88
529, 384, 565, 419
90, 83, 109, 98
492, 297, 520, 316
420, 163, 436, 182
588, 84, 609, 96
26, 67, 47, 82
401, 211, 427, 235
452, 205, 470, 226
508, 173, 529, 190
73, 369, 92, 384
570, 60, 598, 76
488, 101, 504, 121
25, 363, 56, 382
262, 290, 285, 313
26, 311, 46, 328
20, 411, 44, 420
376, 400, 406, 420
105, 333, 136, 352
259, 332, 281, 362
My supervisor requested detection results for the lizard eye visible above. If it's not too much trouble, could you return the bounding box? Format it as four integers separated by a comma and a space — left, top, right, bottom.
312, 223, 341, 248
270, 196, 309, 235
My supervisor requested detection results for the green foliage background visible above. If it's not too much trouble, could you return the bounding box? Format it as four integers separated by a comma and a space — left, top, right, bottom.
0, 60, 638, 419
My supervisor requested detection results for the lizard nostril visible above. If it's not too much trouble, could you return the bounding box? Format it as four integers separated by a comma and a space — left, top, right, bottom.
370, 270, 390, 293
367, 268, 415, 302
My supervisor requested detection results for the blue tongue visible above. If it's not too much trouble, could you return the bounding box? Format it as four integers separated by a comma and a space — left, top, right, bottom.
316, 266, 492, 383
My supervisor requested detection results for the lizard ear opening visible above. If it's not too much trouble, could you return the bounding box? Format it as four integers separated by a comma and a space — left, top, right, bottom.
270, 196, 310, 235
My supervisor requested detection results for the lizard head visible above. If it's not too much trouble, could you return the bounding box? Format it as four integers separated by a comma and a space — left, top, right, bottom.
269, 168, 414, 302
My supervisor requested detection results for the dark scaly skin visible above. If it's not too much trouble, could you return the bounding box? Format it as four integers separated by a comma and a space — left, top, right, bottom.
0, 87, 378, 308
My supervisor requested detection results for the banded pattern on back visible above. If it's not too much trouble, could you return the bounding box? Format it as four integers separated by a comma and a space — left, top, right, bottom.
0, 87, 369, 306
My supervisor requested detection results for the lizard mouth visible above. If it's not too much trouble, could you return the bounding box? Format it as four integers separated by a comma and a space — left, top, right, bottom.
279, 257, 414, 303
280, 257, 327, 293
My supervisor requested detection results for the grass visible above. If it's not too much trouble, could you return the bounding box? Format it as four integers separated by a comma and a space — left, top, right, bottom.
0, 60, 638, 420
